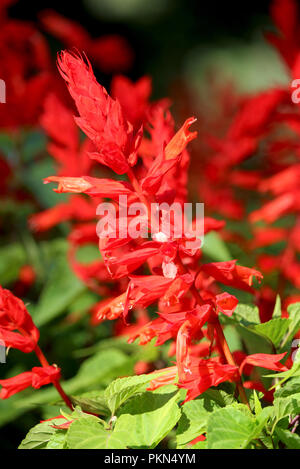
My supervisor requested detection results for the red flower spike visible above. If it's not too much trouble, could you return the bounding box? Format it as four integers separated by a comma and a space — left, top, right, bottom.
57, 51, 141, 174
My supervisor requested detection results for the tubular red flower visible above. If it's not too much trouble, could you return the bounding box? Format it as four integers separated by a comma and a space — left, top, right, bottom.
44, 176, 134, 198
0, 365, 61, 399
164, 117, 197, 160
147, 366, 178, 391
239, 352, 288, 375
197, 260, 263, 293
0, 286, 39, 353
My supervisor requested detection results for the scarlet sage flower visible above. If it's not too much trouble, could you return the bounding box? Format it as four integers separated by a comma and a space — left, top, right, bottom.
0, 286, 39, 353
43, 47, 266, 408
147, 366, 178, 391
197, 260, 263, 293
0, 366, 61, 399
140, 118, 197, 194
0, 287, 72, 409
44, 176, 134, 199
57, 51, 142, 174
178, 359, 239, 403
243, 381, 274, 404
239, 352, 288, 375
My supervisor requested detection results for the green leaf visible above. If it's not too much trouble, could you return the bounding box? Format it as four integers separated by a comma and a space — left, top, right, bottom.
272, 294, 282, 319
67, 418, 128, 449
232, 303, 260, 326
224, 318, 274, 355
283, 303, 300, 347
201, 387, 236, 407
70, 391, 110, 417
176, 397, 221, 448
46, 431, 68, 449
0, 243, 27, 285
104, 372, 168, 416
202, 231, 232, 262
274, 377, 300, 399
266, 348, 300, 383
206, 405, 260, 449
22, 130, 47, 162
253, 391, 262, 416
34, 256, 85, 326
275, 428, 300, 449
114, 389, 181, 449
273, 393, 300, 425
252, 318, 290, 349
18, 418, 64, 449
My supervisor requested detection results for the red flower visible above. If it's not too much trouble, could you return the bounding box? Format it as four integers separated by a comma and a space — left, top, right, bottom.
44, 176, 134, 198
178, 358, 239, 403
243, 380, 274, 404
0, 366, 61, 399
197, 260, 263, 293
147, 366, 178, 391
57, 51, 141, 174
0, 286, 39, 353
239, 352, 288, 375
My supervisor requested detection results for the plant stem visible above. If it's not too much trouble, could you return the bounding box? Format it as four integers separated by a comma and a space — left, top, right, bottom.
34, 345, 73, 411
214, 320, 250, 409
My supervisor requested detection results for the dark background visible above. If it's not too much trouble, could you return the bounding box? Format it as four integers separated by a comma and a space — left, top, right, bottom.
9, 0, 276, 96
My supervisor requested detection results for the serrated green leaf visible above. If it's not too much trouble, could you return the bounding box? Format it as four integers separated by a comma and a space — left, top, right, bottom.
275, 427, 300, 449
273, 393, 300, 425
232, 303, 260, 326
206, 405, 260, 449
252, 318, 290, 348
104, 372, 167, 416
66, 418, 127, 449
46, 430, 68, 449
282, 303, 300, 348
71, 391, 110, 417
18, 418, 64, 449
275, 377, 300, 399
114, 389, 181, 449
176, 397, 221, 448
